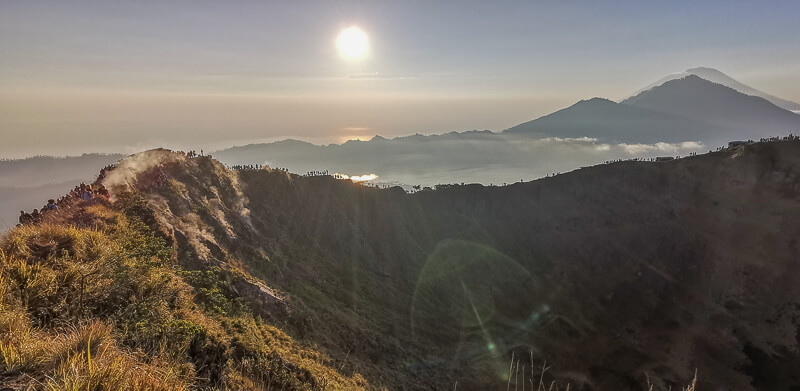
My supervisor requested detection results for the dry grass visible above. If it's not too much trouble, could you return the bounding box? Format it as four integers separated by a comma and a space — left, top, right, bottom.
1, 201, 366, 390
498, 352, 699, 391
0, 312, 190, 391
44, 327, 189, 391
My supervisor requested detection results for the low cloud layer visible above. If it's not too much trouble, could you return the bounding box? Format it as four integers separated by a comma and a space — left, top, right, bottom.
214, 132, 707, 187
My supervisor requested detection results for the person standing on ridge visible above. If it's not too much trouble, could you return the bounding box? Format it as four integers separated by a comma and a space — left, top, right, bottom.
18, 210, 32, 225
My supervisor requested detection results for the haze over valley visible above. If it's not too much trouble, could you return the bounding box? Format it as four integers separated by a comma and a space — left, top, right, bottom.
3, 67, 799, 227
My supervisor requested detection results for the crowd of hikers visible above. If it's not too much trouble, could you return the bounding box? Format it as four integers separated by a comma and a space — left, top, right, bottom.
760, 134, 797, 142
226, 164, 292, 173
96, 164, 116, 182
600, 133, 799, 166
17, 182, 110, 226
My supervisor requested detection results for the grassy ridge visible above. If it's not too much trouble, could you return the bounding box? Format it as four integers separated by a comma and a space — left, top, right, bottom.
0, 194, 366, 390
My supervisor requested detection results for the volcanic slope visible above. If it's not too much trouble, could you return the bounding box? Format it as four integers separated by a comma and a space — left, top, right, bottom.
4, 140, 800, 390
117, 141, 800, 389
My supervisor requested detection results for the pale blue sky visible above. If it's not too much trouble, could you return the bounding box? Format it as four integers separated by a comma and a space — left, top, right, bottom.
1, 0, 798, 157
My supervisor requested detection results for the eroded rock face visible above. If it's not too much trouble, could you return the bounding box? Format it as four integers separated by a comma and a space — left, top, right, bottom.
121, 141, 800, 390
125, 155, 289, 323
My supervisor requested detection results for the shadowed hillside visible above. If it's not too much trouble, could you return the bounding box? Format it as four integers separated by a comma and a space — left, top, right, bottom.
4, 140, 800, 390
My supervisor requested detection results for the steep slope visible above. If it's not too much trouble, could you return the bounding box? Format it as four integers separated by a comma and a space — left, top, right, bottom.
502, 97, 720, 143
628, 67, 800, 111
89, 140, 800, 390
0, 159, 368, 390
622, 75, 800, 143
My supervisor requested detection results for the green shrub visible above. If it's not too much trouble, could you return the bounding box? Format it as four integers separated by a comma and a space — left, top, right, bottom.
178, 267, 250, 317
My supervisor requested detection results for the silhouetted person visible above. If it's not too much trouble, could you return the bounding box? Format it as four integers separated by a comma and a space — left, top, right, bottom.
19, 210, 32, 224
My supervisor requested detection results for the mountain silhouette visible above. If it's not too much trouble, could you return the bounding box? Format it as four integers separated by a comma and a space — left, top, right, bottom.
507, 75, 800, 146
622, 75, 800, 142
502, 97, 721, 143
196, 74, 800, 187
628, 67, 800, 111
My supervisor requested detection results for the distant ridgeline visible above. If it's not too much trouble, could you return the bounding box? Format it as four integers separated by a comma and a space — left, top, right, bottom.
3, 140, 800, 390
505, 75, 800, 144
211, 69, 800, 182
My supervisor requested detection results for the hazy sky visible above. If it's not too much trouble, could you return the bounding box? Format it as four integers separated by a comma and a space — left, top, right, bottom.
1, 0, 799, 158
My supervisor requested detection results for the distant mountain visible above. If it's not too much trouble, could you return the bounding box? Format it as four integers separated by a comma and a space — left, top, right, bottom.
212, 131, 538, 185
503, 97, 721, 143
628, 67, 800, 111
173, 71, 800, 188
0, 153, 123, 188
506, 75, 800, 145
211, 129, 706, 188
622, 75, 800, 141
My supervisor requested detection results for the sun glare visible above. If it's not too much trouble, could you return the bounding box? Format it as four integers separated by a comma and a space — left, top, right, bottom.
335, 173, 379, 183
337, 26, 368, 59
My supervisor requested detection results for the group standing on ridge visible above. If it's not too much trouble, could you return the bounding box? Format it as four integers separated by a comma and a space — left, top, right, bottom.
97, 164, 116, 182
17, 182, 111, 227
601, 133, 799, 166
185, 150, 208, 159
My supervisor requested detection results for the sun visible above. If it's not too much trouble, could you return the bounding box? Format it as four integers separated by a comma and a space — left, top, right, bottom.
336, 26, 368, 59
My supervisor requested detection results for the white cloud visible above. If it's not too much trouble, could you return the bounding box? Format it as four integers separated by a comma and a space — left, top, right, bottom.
619, 141, 704, 155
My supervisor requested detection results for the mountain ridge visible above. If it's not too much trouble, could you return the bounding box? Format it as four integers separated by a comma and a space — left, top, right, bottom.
502, 95, 720, 143
621, 74, 800, 141
5, 139, 800, 389
506, 74, 800, 146
102, 141, 800, 388
626, 67, 800, 111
